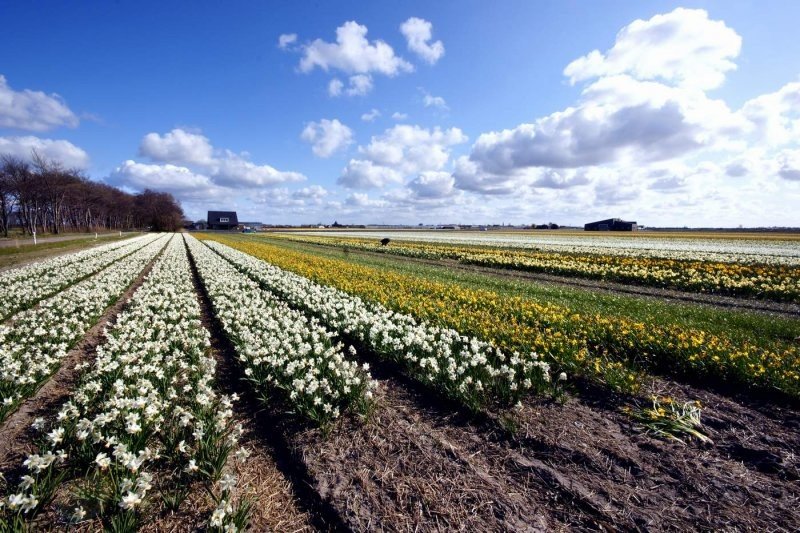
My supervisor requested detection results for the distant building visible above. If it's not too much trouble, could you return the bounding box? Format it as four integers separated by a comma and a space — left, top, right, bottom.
584, 218, 638, 231
207, 211, 239, 230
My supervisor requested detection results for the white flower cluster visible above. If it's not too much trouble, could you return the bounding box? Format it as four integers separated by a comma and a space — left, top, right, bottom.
186, 235, 375, 425
0, 234, 158, 321
204, 240, 551, 409
2, 235, 244, 529
0, 235, 169, 422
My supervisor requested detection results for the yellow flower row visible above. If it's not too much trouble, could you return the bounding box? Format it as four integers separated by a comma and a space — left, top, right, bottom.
203, 236, 800, 399
273, 234, 800, 303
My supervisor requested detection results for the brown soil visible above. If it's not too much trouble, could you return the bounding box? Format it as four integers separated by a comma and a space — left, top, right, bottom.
0, 242, 165, 472
305, 240, 800, 318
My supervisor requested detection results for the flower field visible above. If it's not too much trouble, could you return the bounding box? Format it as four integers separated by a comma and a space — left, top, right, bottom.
0, 230, 798, 531
276, 232, 800, 302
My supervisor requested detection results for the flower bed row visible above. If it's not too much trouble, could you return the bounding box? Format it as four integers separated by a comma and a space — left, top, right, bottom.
0, 235, 169, 422
201, 239, 552, 411
185, 234, 374, 425
0, 234, 158, 321
1, 235, 248, 531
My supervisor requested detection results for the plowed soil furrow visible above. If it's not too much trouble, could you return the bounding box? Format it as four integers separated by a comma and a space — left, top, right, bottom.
0, 242, 166, 473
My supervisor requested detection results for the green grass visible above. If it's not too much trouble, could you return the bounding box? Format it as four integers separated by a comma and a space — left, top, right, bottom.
0, 234, 139, 269
245, 234, 800, 351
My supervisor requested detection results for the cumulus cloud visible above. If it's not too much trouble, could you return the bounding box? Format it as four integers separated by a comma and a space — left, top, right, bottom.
400, 17, 445, 64
408, 171, 456, 198
0, 135, 89, 168
391, 111, 408, 121
422, 90, 448, 110
300, 119, 353, 158
338, 159, 403, 189
361, 108, 381, 122
740, 81, 800, 145
0, 75, 79, 131
328, 75, 373, 97
345, 192, 389, 208
139, 128, 214, 166
328, 78, 344, 97
298, 21, 413, 76
108, 160, 225, 200
564, 8, 741, 90
339, 124, 467, 191
137, 128, 306, 187
346, 74, 373, 96
278, 33, 297, 49
253, 185, 330, 208
777, 149, 800, 181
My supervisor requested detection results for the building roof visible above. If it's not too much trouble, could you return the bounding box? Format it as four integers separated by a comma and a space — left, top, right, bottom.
207, 211, 239, 224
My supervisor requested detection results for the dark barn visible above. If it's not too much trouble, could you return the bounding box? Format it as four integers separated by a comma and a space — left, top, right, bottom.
584, 218, 638, 231
207, 211, 239, 230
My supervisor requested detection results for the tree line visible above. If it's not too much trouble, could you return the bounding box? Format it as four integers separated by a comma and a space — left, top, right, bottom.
0, 152, 185, 237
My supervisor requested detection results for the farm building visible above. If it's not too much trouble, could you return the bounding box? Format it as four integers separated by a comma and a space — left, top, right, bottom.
584, 218, 638, 231
207, 211, 239, 230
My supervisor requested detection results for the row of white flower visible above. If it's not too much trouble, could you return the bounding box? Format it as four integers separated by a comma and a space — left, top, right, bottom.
186, 235, 375, 425
203, 240, 552, 410
0, 234, 169, 423
0, 234, 159, 321
2, 235, 248, 531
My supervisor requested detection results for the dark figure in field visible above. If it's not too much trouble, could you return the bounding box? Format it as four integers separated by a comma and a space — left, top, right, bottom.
380, 238, 390, 246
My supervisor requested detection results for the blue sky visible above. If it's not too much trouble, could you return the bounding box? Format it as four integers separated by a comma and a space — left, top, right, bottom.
1, 1, 798, 226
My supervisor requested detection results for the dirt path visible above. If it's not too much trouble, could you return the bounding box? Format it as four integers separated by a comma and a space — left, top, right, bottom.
295, 240, 800, 318
0, 241, 165, 472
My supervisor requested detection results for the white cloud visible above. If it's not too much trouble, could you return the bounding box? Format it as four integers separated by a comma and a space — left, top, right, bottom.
400, 17, 445, 64
740, 81, 800, 145
138, 128, 306, 187
328, 78, 344, 97
140, 128, 214, 166
361, 108, 381, 122
422, 91, 448, 110
329, 75, 374, 97
338, 159, 403, 189
346, 74, 373, 96
298, 21, 413, 76
300, 119, 353, 158
358, 124, 467, 174
339, 124, 467, 190
108, 160, 225, 200
0, 75, 79, 131
408, 171, 456, 198
0, 135, 89, 168
391, 111, 408, 121
777, 149, 800, 181
278, 33, 297, 49
253, 185, 330, 208
464, 74, 745, 178
345, 192, 389, 208
564, 8, 741, 90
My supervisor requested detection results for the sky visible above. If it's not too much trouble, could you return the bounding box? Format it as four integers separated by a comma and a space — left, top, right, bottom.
0, 1, 799, 227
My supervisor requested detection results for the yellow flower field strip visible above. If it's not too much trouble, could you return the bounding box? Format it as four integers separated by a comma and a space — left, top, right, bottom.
272, 234, 800, 303
207, 236, 800, 399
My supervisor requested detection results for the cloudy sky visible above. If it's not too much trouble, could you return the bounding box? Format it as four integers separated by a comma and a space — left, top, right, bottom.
1, 1, 799, 226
